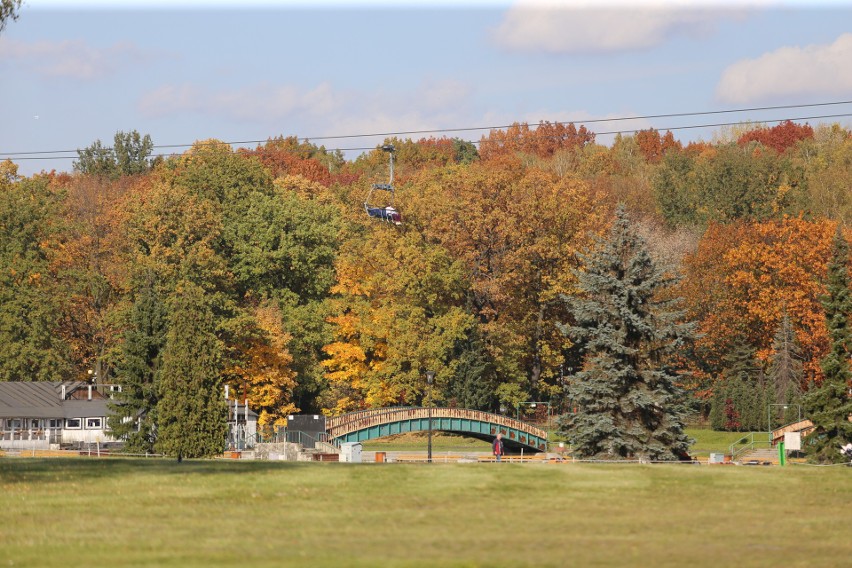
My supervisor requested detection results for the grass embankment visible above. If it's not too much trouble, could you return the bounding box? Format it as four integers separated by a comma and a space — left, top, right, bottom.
2, 458, 850, 567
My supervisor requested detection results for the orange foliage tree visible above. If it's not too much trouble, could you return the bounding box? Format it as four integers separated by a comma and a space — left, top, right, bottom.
410, 158, 606, 400
479, 121, 595, 161
737, 120, 814, 154
635, 129, 681, 163
680, 216, 839, 395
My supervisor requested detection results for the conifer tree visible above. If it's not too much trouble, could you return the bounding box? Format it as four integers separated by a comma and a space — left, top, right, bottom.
767, 312, 804, 424
155, 281, 227, 460
108, 273, 167, 453
804, 228, 852, 463
445, 332, 496, 410
557, 205, 695, 461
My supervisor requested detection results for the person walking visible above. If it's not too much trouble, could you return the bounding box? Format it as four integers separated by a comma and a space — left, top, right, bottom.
492, 433, 505, 462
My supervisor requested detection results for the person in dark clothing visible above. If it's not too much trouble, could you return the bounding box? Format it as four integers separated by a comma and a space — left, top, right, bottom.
492, 433, 504, 462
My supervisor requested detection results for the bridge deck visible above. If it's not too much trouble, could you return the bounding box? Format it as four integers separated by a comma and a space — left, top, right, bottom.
326, 407, 548, 451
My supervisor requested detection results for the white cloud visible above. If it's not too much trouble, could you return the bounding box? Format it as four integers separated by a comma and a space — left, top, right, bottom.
0, 38, 153, 80
716, 33, 852, 103
137, 81, 346, 121
492, 1, 749, 54
137, 79, 473, 138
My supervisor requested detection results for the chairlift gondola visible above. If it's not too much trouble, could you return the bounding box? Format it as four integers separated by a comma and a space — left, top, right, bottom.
364, 144, 402, 226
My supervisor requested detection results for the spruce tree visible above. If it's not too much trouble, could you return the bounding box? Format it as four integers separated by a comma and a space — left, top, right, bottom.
155, 281, 227, 460
557, 205, 695, 461
714, 340, 766, 431
804, 228, 852, 463
108, 274, 167, 453
445, 332, 496, 411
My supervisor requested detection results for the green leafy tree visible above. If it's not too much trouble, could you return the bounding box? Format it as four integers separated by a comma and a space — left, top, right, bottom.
654, 143, 806, 227
557, 205, 694, 461
108, 273, 167, 453
155, 281, 227, 460
452, 138, 479, 164
0, 175, 72, 381
75, 131, 155, 179
804, 228, 852, 462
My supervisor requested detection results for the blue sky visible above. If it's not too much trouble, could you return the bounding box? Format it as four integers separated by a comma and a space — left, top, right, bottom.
2, 1, 852, 176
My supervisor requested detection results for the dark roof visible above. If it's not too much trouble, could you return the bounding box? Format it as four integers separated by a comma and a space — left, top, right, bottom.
0, 381, 111, 419
64, 399, 111, 419
0, 382, 63, 419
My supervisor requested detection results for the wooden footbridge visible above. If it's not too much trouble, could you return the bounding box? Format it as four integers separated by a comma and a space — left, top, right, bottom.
325, 407, 548, 452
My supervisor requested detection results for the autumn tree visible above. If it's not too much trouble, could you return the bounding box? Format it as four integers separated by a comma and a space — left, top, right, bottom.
636, 129, 681, 163
224, 302, 298, 428
680, 218, 836, 394
54, 174, 134, 386
737, 120, 814, 154
479, 121, 594, 161
795, 124, 852, 224
803, 228, 852, 463
239, 136, 344, 187
322, 227, 475, 413
557, 206, 695, 461
409, 160, 605, 405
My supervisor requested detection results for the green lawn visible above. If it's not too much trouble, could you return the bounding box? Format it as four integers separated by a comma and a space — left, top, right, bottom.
362, 432, 491, 452
685, 428, 761, 457
2, 458, 850, 567
362, 428, 757, 458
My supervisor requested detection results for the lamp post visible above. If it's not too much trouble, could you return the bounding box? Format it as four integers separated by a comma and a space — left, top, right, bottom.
518, 401, 551, 429
426, 370, 435, 463
767, 403, 802, 435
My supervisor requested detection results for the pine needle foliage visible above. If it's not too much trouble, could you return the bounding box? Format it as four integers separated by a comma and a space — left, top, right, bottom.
155, 281, 228, 460
107, 273, 167, 453
804, 227, 852, 463
557, 205, 695, 461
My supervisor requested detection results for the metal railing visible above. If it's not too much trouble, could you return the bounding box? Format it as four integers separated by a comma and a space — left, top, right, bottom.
326, 407, 547, 440
729, 432, 773, 462
282, 429, 329, 449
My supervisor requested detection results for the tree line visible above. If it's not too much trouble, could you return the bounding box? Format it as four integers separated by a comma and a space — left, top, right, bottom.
1, 121, 851, 461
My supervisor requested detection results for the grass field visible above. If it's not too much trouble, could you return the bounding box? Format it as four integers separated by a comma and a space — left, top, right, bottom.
2, 458, 850, 567
361, 428, 755, 458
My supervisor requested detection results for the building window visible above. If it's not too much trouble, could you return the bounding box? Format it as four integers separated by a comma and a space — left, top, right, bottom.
31, 419, 40, 429
11, 419, 22, 429
49, 419, 62, 429
66, 418, 81, 429
85, 418, 102, 429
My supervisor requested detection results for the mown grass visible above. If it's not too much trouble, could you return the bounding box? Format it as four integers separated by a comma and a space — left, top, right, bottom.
362, 428, 756, 457
362, 432, 490, 452
684, 428, 760, 457
1, 458, 850, 567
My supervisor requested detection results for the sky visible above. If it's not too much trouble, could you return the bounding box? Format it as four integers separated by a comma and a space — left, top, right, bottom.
2, 0, 852, 176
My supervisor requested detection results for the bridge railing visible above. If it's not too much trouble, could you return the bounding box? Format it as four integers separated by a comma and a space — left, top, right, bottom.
771, 419, 814, 443
326, 407, 547, 440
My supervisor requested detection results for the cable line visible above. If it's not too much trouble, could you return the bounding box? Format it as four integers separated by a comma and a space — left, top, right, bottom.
2, 105, 852, 162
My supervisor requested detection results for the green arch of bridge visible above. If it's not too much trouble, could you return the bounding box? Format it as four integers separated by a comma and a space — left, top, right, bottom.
332, 415, 548, 452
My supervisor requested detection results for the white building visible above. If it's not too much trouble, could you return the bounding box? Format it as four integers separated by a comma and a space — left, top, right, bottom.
0, 381, 118, 450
